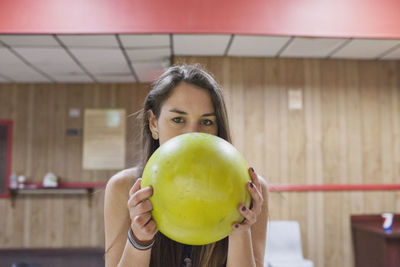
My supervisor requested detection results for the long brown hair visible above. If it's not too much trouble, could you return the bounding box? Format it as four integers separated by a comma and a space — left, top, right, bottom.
140, 64, 232, 267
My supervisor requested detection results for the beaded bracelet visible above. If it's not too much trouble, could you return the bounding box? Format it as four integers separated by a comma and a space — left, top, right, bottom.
127, 228, 155, 251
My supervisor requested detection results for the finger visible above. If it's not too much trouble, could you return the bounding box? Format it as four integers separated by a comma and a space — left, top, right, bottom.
129, 178, 142, 196
143, 220, 158, 236
133, 213, 152, 228
134, 200, 153, 215
232, 220, 251, 231
248, 167, 261, 191
247, 181, 263, 213
128, 186, 153, 208
239, 204, 257, 225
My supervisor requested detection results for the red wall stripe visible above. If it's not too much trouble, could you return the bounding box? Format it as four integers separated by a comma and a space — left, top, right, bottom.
0, 0, 400, 38
269, 184, 400, 192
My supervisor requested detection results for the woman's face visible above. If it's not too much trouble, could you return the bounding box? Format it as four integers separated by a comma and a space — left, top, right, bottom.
148, 82, 218, 145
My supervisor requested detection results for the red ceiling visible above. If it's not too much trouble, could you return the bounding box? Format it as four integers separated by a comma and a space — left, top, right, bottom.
0, 0, 400, 38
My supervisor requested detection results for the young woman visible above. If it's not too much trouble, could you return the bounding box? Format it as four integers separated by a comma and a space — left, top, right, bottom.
104, 64, 268, 267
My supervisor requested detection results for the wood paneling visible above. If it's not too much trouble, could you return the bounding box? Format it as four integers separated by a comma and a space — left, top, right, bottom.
176, 57, 400, 267
0, 83, 150, 248
1, 58, 400, 267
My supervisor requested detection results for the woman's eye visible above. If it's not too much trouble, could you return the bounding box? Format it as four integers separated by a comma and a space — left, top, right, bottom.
172, 117, 184, 123
201, 119, 214, 126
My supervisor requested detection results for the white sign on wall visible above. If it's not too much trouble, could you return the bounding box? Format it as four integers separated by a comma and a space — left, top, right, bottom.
83, 109, 126, 170
288, 89, 303, 110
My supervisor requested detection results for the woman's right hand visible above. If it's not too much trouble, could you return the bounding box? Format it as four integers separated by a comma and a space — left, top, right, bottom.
127, 178, 158, 242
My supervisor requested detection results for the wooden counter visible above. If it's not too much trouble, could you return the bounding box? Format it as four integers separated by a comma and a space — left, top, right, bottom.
351, 214, 400, 267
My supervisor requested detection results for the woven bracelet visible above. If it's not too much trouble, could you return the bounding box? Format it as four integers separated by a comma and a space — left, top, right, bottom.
127, 228, 155, 251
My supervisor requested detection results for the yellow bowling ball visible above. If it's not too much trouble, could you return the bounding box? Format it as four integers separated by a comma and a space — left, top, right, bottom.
141, 132, 251, 245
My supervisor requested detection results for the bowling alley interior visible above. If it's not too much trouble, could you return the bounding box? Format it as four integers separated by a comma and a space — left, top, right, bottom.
0, 1, 399, 267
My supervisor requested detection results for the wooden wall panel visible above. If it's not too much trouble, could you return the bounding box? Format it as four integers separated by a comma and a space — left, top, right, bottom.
303, 59, 324, 267
1, 58, 400, 267
0, 83, 150, 249
176, 56, 400, 267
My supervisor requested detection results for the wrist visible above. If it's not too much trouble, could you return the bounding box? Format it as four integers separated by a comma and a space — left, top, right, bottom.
229, 228, 251, 240
128, 227, 155, 250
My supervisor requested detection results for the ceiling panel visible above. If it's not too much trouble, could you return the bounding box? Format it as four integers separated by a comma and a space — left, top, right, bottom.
132, 61, 166, 82
228, 35, 290, 57
120, 34, 170, 48
0, 75, 11, 82
331, 39, 400, 59
69, 48, 130, 74
381, 45, 400, 60
174, 34, 231, 56
0, 66, 49, 82
0, 34, 59, 47
2, 72, 49, 82
13, 47, 84, 75
0, 47, 24, 64
126, 47, 170, 62
95, 73, 136, 83
280, 37, 348, 58
58, 34, 119, 48
52, 74, 93, 83
0, 47, 49, 82
1, 34, 400, 83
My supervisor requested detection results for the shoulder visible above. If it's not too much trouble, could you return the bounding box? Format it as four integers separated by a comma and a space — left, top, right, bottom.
104, 167, 141, 238
106, 167, 141, 195
105, 167, 142, 210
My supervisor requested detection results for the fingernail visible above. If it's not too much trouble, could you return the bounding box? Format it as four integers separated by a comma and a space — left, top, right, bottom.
241, 206, 246, 212
249, 182, 254, 188
250, 167, 254, 173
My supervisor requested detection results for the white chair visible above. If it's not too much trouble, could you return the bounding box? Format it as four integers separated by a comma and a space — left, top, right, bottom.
264, 220, 314, 267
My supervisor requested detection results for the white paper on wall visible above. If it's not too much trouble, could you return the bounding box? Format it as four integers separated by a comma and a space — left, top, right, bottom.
83, 109, 126, 170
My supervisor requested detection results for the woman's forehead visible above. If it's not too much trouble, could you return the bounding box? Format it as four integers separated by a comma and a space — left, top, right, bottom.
161, 83, 215, 113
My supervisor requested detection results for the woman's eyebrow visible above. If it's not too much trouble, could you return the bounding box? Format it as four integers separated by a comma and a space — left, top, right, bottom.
169, 109, 187, 115
169, 109, 216, 117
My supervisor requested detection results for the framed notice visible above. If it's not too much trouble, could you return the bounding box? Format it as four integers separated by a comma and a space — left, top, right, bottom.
83, 109, 126, 170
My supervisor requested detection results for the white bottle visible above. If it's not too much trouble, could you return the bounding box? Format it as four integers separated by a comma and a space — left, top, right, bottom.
9, 173, 17, 189
17, 175, 26, 188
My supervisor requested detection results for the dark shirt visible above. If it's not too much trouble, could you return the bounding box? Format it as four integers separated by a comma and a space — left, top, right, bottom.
182, 245, 192, 267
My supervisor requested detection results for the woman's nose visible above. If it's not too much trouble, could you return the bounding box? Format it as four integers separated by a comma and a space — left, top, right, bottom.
185, 123, 199, 133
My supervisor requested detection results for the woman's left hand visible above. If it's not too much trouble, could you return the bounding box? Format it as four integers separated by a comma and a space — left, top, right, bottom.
232, 167, 264, 231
